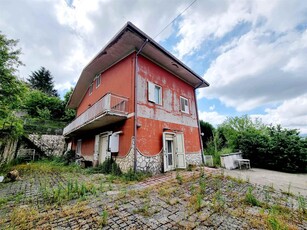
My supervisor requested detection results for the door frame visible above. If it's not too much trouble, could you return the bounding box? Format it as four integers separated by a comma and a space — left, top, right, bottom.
163, 132, 175, 172
163, 131, 187, 172
98, 131, 112, 164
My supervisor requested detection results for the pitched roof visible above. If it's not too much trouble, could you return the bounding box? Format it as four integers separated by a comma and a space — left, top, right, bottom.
68, 22, 209, 108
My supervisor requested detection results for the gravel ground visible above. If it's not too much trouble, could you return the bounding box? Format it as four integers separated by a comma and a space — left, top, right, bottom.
0, 166, 306, 229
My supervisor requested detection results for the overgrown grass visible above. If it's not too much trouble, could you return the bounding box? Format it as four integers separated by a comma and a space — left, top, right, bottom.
0, 158, 81, 175
245, 187, 261, 207
39, 179, 97, 204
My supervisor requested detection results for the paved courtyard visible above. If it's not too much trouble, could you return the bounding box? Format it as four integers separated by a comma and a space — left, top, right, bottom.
223, 168, 307, 196
0, 164, 306, 229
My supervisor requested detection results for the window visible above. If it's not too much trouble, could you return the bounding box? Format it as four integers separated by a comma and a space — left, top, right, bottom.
89, 83, 93, 95
76, 139, 82, 156
148, 81, 162, 105
96, 75, 101, 88
180, 96, 189, 113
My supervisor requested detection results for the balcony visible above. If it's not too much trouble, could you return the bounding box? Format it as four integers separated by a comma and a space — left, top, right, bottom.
63, 93, 128, 136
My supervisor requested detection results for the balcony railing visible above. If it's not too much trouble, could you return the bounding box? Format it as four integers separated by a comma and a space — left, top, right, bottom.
63, 93, 128, 135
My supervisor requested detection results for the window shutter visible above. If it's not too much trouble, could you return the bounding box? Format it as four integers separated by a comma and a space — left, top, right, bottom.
148, 81, 155, 103
184, 99, 189, 113
175, 133, 186, 168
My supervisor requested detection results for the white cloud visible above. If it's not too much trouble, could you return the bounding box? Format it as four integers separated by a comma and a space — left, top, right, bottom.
0, 0, 190, 94
251, 94, 307, 134
200, 29, 307, 111
198, 111, 227, 127
209, 105, 215, 111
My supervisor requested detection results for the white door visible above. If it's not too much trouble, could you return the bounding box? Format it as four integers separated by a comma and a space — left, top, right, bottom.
163, 132, 175, 172
175, 133, 186, 168
99, 135, 109, 164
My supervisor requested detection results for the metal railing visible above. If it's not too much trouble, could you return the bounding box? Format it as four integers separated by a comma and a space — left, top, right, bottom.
63, 93, 128, 135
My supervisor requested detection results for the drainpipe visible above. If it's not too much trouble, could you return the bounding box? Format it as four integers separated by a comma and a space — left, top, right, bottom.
194, 82, 205, 165
133, 39, 149, 172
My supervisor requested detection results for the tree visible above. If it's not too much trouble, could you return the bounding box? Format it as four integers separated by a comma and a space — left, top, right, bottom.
23, 89, 64, 120
199, 120, 214, 148
62, 88, 76, 122
219, 115, 264, 150
0, 31, 26, 136
28, 67, 58, 97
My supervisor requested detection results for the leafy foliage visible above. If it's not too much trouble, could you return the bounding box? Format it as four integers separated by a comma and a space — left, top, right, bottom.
0, 32, 27, 137
23, 89, 65, 120
204, 116, 307, 172
199, 120, 214, 148
62, 87, 76, 122
91, 157, 122, 176
239, 125, 307, 172
28, 67, 58, 97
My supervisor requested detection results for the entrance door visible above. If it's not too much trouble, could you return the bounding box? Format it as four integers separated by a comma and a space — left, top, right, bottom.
163, 132, 187, 172
99, 135, 109, 164
163, 132, 175, 172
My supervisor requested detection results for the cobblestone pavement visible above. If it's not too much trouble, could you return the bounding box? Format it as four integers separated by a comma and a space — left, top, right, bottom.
0, 166, 306, 229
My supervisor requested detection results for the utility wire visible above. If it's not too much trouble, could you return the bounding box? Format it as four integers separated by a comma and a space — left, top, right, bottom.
154, 0, 197, 39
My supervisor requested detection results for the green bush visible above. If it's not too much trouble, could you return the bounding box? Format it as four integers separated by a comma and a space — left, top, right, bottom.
122, 168, 151, 181
90, 157, 122, 176
238, 125, 307, 173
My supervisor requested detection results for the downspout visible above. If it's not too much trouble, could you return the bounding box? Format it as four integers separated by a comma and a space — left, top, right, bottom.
133, 39, 149, 172
194, 82, 205, 165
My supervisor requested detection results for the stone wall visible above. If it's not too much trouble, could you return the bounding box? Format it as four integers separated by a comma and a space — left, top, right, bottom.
186, 152, 203, 166
0, 137, 18, 165
136, 150, 162, 175
114, 147, 134, 173
28, 134, 66, 157
114, 137, 162, 174
115, 142, 202, 174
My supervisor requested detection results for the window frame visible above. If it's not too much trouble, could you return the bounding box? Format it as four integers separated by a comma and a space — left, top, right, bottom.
180, 96, 189, 114
96, 74, 101, 88
89, 83, 93, 95
148, 81, 162, 105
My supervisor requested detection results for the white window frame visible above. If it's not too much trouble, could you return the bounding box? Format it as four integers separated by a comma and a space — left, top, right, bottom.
180, 96, 189, 114
148, 81, 162, 105
96, 74, 101, 88
89, 83, 93, 95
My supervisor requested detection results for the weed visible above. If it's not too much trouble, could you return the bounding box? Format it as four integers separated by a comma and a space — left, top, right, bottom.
264, 186, 272, 204
121, 168, 151, 182
39, 180, 97, 204
176, 170, 183, 185
199, 178, 206, 194
245, 187, 261, 207
99, 210, 108, 226
196, 193, 203, 211
89, 157, 122, 176
212, 190, 225, 212
266, 207, 288, 230
0, 192, 24, 207
12, 160, 81, 174
10, 205, 39, 229
134, 200, 151, 216
200, 166, 205, 178
298, 194, 306, 214
187, 164, 193, 171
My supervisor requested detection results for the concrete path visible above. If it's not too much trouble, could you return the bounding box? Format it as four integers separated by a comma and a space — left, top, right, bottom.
223, 168, 307, 196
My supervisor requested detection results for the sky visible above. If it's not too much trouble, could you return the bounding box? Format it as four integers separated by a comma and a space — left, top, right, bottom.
1, 0, 307, 134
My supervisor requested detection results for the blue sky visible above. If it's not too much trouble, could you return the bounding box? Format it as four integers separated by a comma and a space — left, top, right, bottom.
1, 0, 307, 134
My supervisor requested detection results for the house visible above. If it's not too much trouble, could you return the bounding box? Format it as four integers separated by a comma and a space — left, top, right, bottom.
63, 22, 209, 174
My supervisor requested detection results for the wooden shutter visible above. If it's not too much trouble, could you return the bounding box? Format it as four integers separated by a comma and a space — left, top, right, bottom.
148, 81, 155, 103
94, 135, 99, 161
175, 133, 186, 168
